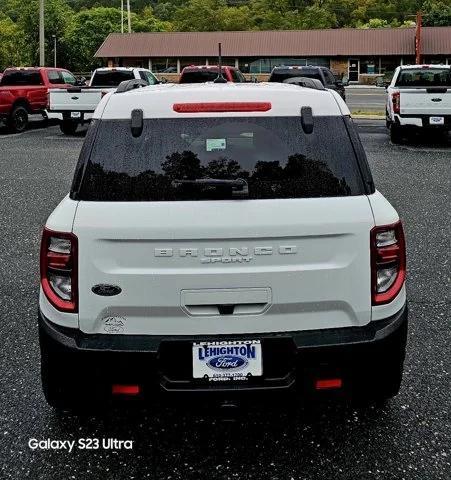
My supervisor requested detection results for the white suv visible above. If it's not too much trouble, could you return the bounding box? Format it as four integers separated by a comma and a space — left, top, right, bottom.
39, 82, 408, 410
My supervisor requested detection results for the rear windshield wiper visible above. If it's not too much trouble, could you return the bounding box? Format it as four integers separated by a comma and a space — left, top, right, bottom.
171, 178, 249, 197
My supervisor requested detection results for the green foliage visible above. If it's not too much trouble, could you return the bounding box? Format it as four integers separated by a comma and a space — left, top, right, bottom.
64, 7, 122, 71
422, 0, 451, 26
0, 0, 449, 71
0, 14, 30, 68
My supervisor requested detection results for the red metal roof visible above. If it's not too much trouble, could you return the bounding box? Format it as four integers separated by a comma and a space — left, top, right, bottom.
95, 27, 451, 58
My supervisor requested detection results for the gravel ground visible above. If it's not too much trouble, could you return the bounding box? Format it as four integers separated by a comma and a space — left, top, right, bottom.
0, 121, 449, 480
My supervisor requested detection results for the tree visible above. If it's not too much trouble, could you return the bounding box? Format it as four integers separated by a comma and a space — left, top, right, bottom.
4, 0, 74, 64
63, 7, 122, 71
422, 1, 451, 26
0, 14, 30, 69
173, 0, 226, 31
131, 6, 171, 32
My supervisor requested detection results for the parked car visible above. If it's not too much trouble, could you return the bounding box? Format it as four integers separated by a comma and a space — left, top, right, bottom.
268, 66, 346, 100
386, 64, 451, 143
48, 67, 159, 135
39, 82, 408, 411
179, 65, 247, 83
0, 67, 78, 132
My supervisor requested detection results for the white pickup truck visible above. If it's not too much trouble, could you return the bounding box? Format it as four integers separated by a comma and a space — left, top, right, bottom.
48, 67, 159, 134
386, 64, 451, 143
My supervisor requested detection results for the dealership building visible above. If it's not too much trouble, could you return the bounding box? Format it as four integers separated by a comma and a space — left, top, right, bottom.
95, 27, 451, 82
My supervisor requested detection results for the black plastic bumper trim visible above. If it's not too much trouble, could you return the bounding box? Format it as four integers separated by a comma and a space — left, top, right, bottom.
38, 304, 408, 355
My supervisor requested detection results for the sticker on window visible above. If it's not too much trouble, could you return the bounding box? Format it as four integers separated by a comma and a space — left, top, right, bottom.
206, 138, 226, 152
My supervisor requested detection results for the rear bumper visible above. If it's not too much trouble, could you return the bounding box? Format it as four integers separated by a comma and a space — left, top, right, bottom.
38, 304, 408, 398
395, 113, 451, 129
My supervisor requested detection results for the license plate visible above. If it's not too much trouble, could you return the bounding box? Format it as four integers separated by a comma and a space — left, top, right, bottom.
192, 340, 262, 382
430, 116, 444, 125
71, 111, 81, 119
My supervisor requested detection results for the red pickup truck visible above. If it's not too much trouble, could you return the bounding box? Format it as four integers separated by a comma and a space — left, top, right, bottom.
0, 67, 78, 132
179, 65, 247, 83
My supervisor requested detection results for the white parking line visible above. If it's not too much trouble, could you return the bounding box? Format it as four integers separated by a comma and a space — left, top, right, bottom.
44, 135, 83, 140
0, 131, 28, 139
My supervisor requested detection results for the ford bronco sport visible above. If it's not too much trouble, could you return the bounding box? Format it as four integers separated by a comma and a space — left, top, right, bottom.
39, 82, 407, 410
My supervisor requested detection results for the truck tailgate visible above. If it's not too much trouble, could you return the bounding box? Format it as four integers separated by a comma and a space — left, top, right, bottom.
400, 88, 451, 116
73, 197, 375, 336
49, 88, 103, 112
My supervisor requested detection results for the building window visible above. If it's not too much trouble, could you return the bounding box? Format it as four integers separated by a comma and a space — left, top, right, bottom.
360, 58, 378, 74
239, 57, 329, 74
380, 57, 402, 77
151, 58, 178, 73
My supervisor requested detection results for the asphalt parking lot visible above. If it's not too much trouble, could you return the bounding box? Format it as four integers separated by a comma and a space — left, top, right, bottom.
0, 121, 449, 480
346, 87, 386, 112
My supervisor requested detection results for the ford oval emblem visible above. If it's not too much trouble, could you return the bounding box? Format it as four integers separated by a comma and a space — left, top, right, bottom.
431, 98, 442, 102
207, 355, 248, 371
92, 284, 122, 296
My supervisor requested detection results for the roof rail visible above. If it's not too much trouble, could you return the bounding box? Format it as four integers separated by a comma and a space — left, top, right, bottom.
283, 76, 326, 91
116, 79, 148, 94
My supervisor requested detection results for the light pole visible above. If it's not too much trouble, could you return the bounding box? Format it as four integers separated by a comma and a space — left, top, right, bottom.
127, 0, 131, 33
121, 0, 124, 34
52, 35, 57, 67
39, 0, 45, 66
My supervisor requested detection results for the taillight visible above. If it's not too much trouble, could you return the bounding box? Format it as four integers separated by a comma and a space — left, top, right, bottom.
392, 91, 400, 114
40, 228, 78, 312
371, 221, 406, 305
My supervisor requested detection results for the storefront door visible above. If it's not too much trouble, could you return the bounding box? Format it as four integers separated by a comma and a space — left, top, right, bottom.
348, 59, 359, 82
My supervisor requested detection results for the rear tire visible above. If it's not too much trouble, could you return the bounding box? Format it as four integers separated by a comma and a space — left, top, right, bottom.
60, 119, 78, 135
7, 106, 29, 133
390, 124, 404, 144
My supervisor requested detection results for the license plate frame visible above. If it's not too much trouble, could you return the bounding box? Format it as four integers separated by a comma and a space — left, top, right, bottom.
429, 116, 444, 125
192, 340, 262, 382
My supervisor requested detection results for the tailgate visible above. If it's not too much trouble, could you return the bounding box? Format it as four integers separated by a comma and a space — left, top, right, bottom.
73, 197, 375, 336
49, 88, 103, 112
400, 89, 451, 116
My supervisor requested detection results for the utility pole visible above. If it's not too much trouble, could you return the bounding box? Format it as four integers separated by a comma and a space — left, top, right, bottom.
415, 11, 422, 65
127, 0, 131, 33
39, 0, 45, 66
121, 0, 124, 34
52, 35, 57, 67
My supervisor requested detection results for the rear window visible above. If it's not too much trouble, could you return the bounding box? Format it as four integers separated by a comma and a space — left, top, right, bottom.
269, 69, 323, 84
0, 70, 43, 86
179, 70, 219, 83
73, 116, 366, 202
90, 70, 135, 87
395, 68, 451, 87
